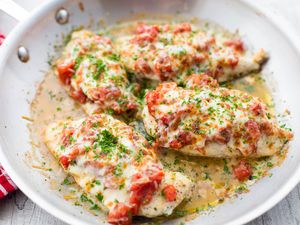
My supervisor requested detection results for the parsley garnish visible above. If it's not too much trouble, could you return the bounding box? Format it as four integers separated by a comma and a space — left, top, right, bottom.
95, 130, 118, 154
96, 193, 104, 202
114, 163, 123, 177
107, 53, 120, 61
74, 56, 83, 71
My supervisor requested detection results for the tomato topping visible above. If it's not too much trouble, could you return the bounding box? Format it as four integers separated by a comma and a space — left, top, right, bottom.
146, 82, 177, 115
211, 127, 232, 144
226, 57, 239, 68
163, 185, 177, 202
250, 102, 263, 116
132, 24, 159, 44
169, 140, 182, 149
153, 54, 173, 81
59, 155, 70, 169
129, 164, 164, 214
185, 73, 219, 89
127, 102, 139, 110
134, 58, 152, 74
136, 24, 160, 35
173, 23, 192, 34
108, 203, 132, 225
89, 87, 121, 103
57, 61, 75, 85
70, 87, 87, 104
233, 160, 253, 181
170, 132, 195, 149
93, 35, 112, 45
160, 115, 173, 126
244, 120, 261, 142
61, 127, 75, 146
224, 39, 244, 52
146, 91, 160, 115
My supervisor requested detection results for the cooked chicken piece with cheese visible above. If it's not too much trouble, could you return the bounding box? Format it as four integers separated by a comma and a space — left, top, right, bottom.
55, 30, 138, 115
44, 114, 192, 225
142, 74, 292, 157
115, 22, 267, 83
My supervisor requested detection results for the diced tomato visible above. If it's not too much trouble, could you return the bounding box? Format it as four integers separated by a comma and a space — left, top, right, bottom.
163, 185, 177, 202
89, 87, 121, 103
233, 160, 253, 182
146, 82, 177, 115
173, 23, 192, 34
193, 35, 216, 51
244, 120, 261, 142
162, 24, 170, 32
211, 127, 232, 144
132, 24, 159, 44
70, 87, 87, 104
226, 57, 239, 68
68, 146, 83, 160
61, 127, 75, 146
129, 164, 164, 214
57, 61, 75, 85
194, 54, 206, 63
250, 102, 263, 116
93, 35, 112, 45
146, 91, 160, 115
170, 131, 195, 149
154, 54, 173, 81
169, 140, 183, 149
160, 115, 173, 126
185, 73, 219, 89
59, 155, 70, 169
224, 39, 244, 52
108, 203, 132, 225
136, 24, 160, 35
259, 121, 273, 136
178, 131, 194, 145
134, 58, 152, 74
126, 102, 139, 110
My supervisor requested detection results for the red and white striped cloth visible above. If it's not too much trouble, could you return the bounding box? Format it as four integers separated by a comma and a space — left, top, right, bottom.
0, 164, 17, 198
0, 33, 17, 198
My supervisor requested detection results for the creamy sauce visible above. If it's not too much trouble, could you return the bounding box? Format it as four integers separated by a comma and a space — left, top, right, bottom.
27, 19, 288, 224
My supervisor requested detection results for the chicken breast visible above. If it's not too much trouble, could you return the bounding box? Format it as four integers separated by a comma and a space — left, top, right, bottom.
142, 74, 293, 157
55, 30, 138, 115
44, 114, 192, 225
115, 22, 267, 83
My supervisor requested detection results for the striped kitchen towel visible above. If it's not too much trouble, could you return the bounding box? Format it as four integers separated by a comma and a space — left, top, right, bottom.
0, 33, 17, 198
0, 164, 17, 198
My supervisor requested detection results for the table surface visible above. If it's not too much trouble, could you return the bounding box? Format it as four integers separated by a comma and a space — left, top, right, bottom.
1, 0, 300, 224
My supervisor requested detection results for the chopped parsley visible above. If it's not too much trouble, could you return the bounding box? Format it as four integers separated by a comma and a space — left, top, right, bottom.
107, 53, 120, 61
96, 193, 104, 202
90, 204, 100, 210
119, 183, 125, 190
80, 193, 93, 204
74, 56, 83, 71
61, 175, 73, 185
93, 59, 106, 80
114, 163, 123, 177
135, 149, 144, 162
223, 159, 231, 174
95, 129, 118, 154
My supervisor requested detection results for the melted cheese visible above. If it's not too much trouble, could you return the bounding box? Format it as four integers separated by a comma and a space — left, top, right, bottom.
44, 114, 192, 218
142, 78, 292, 157
115, 23, 267, 82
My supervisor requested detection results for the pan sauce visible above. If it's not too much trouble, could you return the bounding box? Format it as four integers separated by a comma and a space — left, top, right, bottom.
27, 19, 289, 224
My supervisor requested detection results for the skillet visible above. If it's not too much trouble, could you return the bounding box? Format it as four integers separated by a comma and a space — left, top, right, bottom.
0, 0, 300, 224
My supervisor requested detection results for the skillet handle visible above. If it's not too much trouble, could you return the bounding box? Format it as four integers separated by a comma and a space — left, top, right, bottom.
0, 0, 30, 22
